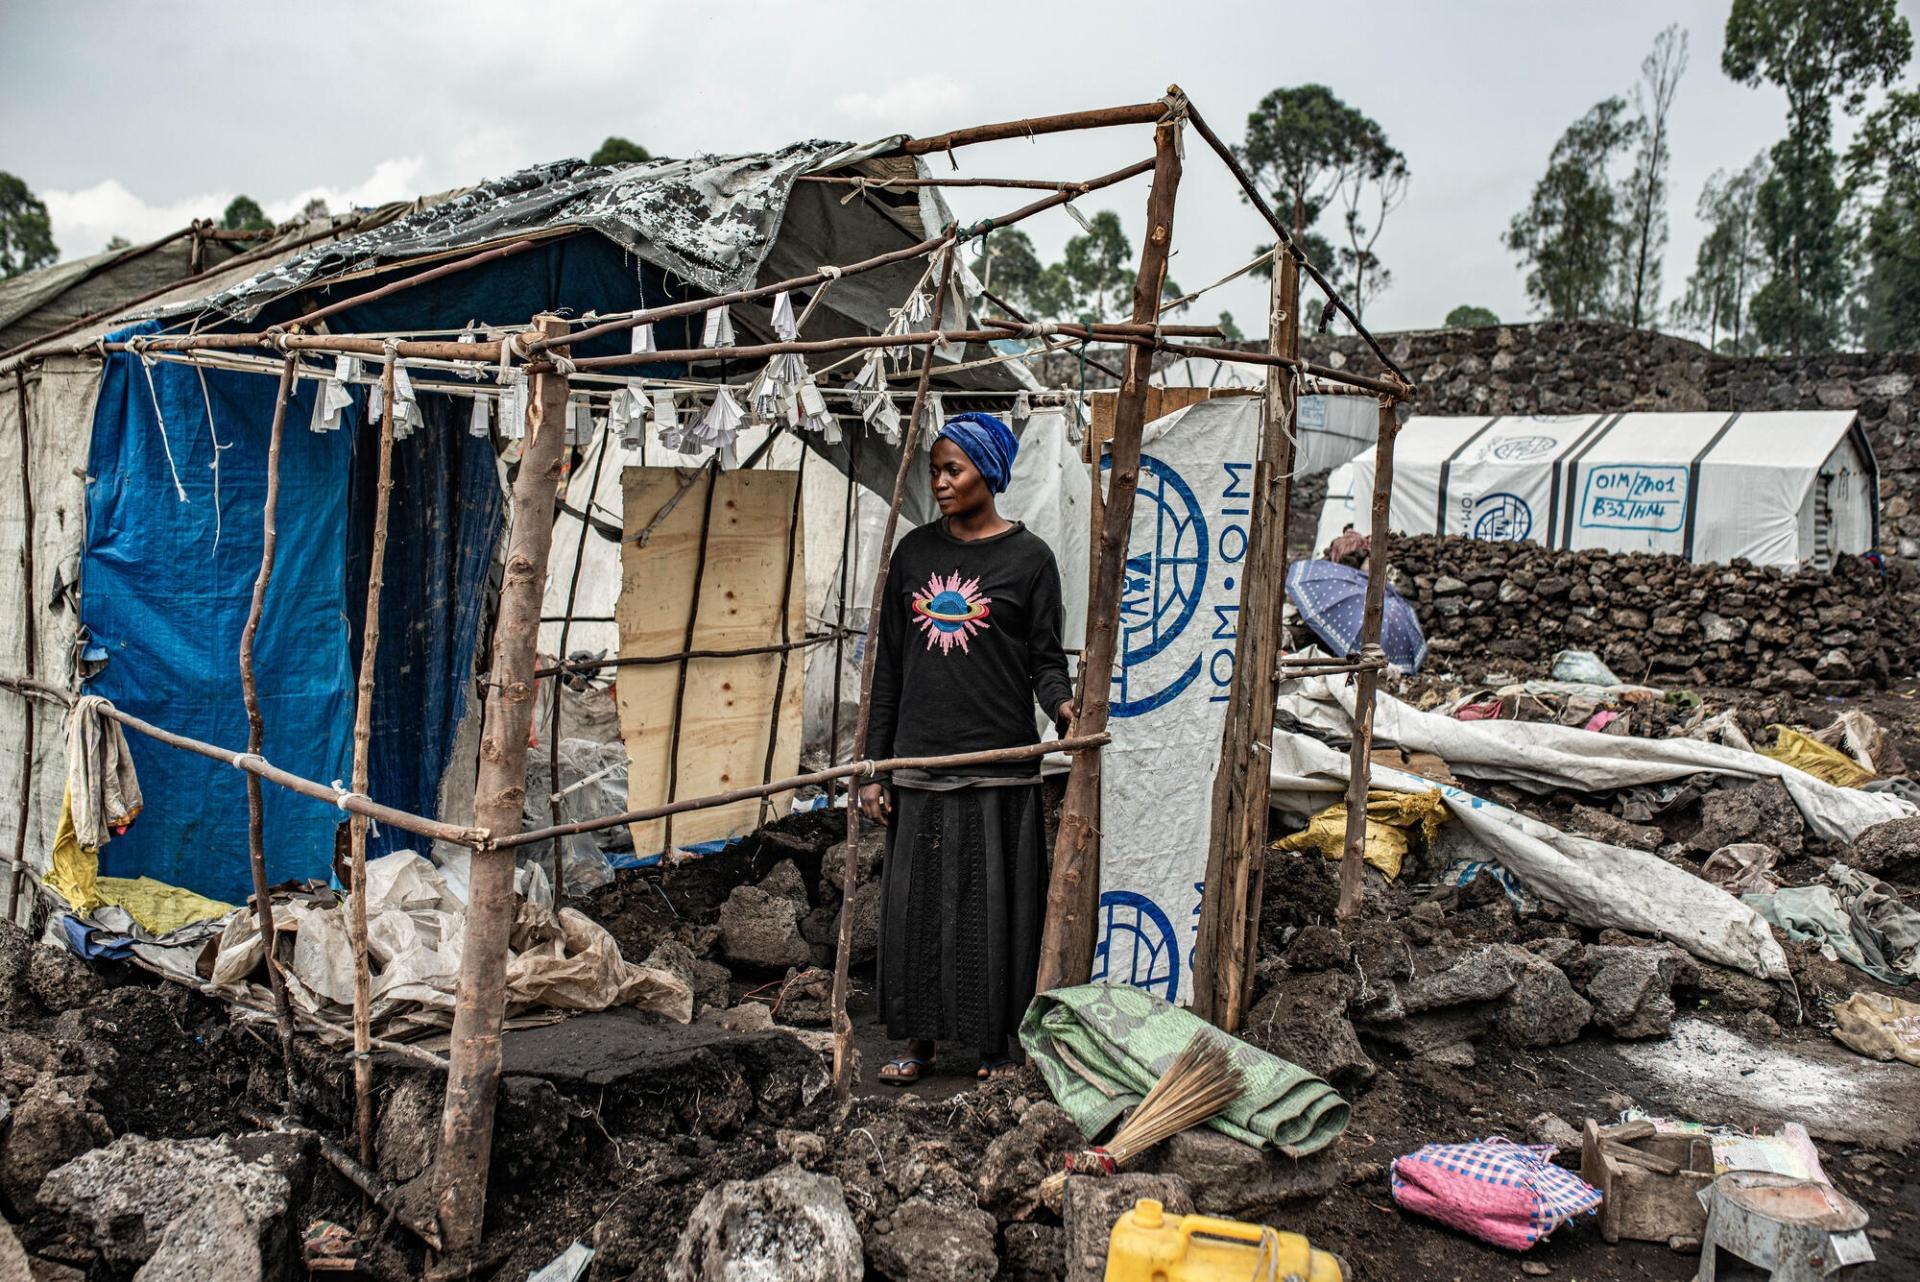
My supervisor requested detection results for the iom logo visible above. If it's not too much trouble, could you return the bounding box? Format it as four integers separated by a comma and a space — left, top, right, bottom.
1472, 491, 1533, 541
1489, 435, 1558, 461
1103, 453, 1208, 718
1092, 890, 1180, 1000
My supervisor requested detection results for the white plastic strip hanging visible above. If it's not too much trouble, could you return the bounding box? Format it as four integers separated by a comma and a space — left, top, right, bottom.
700, 307, 735, 349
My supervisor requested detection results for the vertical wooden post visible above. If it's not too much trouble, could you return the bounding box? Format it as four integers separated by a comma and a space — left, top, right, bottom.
239, 354, 302, 1093
9, 371, 37, 924
433, 316, 571, 1265
1192, 250, 1299, 1028
1036, 94, 1185, 992
347, 356, 398, 1168
830, 249, 957, 1098
756, 447, 806, 827
1336, 397, 1400, 920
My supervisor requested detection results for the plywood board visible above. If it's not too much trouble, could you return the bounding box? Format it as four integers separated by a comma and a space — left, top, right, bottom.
617, 467, 805, 855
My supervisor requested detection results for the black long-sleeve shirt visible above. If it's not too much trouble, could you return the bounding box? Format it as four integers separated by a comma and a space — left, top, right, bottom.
862, 520, 1074, 779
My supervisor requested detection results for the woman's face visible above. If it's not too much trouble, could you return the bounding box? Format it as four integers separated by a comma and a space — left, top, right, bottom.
930, 437, 991, 517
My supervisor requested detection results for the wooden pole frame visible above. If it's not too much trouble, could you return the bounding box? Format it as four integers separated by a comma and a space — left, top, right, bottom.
828, 248, 958, 1099
1336, 398, 1400, 920
9, 370, 36, 923
1036, 94, 1187, 992
239, 354, 303, 1096
1193, 250, 1300, 1030
432, 315, 572, 1268
346, 355, 398, 1168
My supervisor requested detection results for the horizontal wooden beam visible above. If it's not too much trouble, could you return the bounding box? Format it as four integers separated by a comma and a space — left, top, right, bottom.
495, 732, 1109, 850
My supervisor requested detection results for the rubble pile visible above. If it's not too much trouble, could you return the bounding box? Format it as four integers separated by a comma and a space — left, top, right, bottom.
1387, 534, 1920, 690
1, 697, 1917, 1279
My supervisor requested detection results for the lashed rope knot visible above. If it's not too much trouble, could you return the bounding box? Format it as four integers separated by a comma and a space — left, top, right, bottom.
548, 353, 579, 377
330, 780, 380, 834
817, 265, 844, 280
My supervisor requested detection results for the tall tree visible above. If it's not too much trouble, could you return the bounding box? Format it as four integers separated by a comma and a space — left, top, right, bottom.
1621, 25, 1689, 328
0, 172, 58, 278
590, 136, 652, 166
1848, 88, 1920, 350
1723, 0, 1913, 354
1032, 211, 1135, 323
300, 197, 329, 221
1334, 141, 1409, 320
1239, 85, 1405, 307
221, 195, 271, 233
1444, 304, 1500, 328
1504, 98, 1642, 319
1676, 154, 1769, 353
971, 228, 1046, 313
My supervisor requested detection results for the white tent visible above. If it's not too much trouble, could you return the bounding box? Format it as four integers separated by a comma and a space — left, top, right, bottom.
1315, 411, 1879, 568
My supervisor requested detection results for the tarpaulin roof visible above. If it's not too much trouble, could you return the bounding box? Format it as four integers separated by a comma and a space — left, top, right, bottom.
175, 141, 910, 325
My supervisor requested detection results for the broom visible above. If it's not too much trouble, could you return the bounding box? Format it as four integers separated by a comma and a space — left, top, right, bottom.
1040, 1031, 1248, 1203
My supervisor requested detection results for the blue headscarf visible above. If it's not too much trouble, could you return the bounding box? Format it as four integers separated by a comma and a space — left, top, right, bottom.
936, 411, 1019, 494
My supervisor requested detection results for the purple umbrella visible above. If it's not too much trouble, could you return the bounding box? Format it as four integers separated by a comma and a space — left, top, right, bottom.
1284, 560, 1428, 673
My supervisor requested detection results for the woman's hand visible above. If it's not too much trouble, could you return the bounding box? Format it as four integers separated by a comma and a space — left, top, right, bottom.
1055, 700, 1077, 735
858, 782, 891, 824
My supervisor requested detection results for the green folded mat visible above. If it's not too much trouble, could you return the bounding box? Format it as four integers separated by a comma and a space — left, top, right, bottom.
1019, 982, 1350, 1156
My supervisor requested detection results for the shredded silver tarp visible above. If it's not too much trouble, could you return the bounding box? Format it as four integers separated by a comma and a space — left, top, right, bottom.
182, 140, 910, 323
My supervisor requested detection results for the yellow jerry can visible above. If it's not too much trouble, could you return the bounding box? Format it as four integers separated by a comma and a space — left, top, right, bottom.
1103, 1199, 1345, 1282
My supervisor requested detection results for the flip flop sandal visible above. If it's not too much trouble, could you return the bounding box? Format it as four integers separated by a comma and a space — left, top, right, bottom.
879, 1055, 934, 1085
975, 1058, 1018, 1080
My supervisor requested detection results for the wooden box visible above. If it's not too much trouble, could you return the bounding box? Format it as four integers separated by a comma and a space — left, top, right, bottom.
1580, 1119, 1717, 1244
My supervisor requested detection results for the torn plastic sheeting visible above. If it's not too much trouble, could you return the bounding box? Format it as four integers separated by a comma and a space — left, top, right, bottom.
1278, 676, 1915, 844
1831, 992, 1920, 1067
1761, 725, 1874, 789
1267, 731, 1791, 981
1273, 789, 1449, 881
209, 851, 692, 1034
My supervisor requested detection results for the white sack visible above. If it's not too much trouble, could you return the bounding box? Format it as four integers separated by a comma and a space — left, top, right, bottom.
1265, 731, 1792, 980
1280, 677, 1915, 844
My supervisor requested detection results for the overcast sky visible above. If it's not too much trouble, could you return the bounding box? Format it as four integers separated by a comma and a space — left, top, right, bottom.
4, 0, 1916, 337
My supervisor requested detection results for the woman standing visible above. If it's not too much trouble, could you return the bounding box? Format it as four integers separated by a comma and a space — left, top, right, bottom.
860, 411, 1074, 1084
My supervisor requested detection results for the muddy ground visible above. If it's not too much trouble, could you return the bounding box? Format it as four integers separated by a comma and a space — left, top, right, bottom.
1, 676, 1917, 1280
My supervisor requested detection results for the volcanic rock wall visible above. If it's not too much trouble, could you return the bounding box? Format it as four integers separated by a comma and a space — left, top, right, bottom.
1300, 321, 1920, 558
1388, 533, 1920, 692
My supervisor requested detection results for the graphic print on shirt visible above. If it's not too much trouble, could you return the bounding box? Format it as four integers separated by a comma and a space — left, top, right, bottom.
911, 570, 993, 655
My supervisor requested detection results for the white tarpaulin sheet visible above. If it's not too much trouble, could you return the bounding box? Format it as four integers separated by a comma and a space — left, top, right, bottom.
1094, 397, 1259, 1004
1278, 676, 1915, 845
0, 357, 99, 914
1263, 728, 1792, 980
1315, 411, 1877, 567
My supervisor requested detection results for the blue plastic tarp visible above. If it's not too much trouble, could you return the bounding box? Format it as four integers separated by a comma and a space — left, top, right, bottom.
85, 323, 356, 900
345, 395, 502, 859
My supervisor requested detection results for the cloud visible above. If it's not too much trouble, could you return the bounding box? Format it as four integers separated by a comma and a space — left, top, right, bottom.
40, 179, 224, 258
264, 156, 428, 222
834, 75, 971, 130
39, 157, 428, 261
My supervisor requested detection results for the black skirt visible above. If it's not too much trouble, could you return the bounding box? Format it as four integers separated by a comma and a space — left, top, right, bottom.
875, 777, 1048, 1058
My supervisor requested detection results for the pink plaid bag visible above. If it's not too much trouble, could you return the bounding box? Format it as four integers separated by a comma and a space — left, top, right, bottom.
1390, 1137, 1600, 1250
